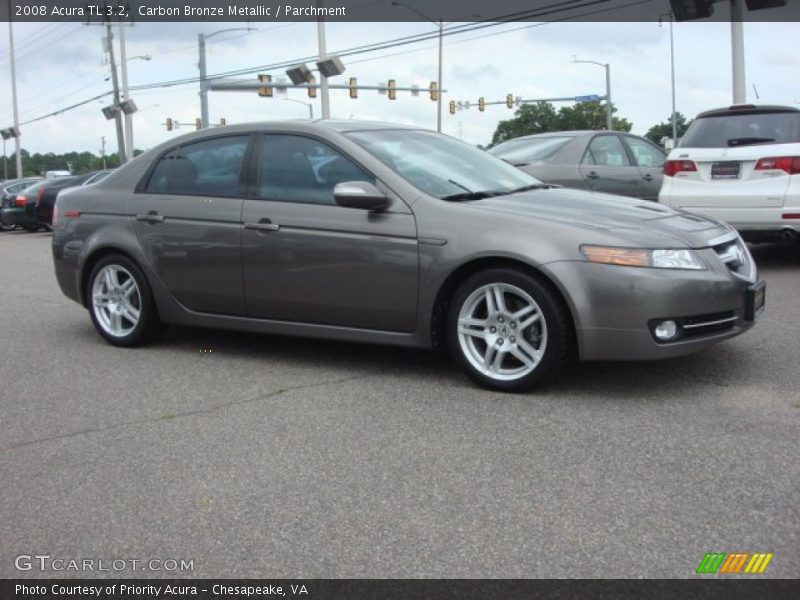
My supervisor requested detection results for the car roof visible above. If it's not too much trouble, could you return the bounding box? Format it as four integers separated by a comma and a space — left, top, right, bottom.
498, 130, 612, 144
695, 104, 800, 119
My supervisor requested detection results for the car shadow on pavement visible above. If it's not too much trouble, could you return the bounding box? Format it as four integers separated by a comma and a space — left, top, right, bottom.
748, 240, 800, 267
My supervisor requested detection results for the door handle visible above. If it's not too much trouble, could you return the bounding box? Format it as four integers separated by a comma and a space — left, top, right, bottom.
244, 219, 280, 232
643, 174, 654, 182
136, 211, 164, 223
586, 171, 599, 180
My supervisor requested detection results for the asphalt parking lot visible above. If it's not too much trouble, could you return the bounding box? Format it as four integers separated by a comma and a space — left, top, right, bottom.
1, 231, 798, 579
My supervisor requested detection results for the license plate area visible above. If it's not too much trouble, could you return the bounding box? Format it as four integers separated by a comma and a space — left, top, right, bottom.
711, 161, 741, 180
745, 281, 766, 321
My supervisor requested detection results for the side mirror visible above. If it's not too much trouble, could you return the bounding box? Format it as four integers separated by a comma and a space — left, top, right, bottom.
334, 181, 389, 211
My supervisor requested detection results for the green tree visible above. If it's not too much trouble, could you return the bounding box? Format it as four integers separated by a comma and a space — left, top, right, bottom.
490, 100, 631, 147
491, 102, 560, 145
644, 112, 692, 145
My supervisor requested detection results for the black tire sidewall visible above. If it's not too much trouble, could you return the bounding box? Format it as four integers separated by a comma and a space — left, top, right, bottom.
446, 268, 570, 392
86, 255, 159, 347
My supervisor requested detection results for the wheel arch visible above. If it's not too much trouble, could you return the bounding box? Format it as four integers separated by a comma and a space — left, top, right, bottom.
430, 256, 579, 353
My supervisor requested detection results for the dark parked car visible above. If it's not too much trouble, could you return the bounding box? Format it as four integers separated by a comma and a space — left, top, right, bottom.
0, 177, 42, 231
488, 131, 667, 201
1, 171, 111, 231
53, 121, 762, 392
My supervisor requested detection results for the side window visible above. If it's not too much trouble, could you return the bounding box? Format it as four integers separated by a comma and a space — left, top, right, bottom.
625, 136, 665, 167
258, 135, 373, 205
145, 136, 249, 197
145, 152, 175, 193
582, 135, 631, 167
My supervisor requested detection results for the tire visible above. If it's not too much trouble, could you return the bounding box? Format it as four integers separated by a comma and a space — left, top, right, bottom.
0, 224, 15, 232
24, 224, 40, 232
446, 268, 573, 392
86, 254, 164, 347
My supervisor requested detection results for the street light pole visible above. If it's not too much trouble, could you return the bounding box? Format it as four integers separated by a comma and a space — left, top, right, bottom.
317, 16, 331, 119
437, 19, 443, 133
284, 97, 314, 119
118, 21, 133, 162
572, 58, 613, 131
8, 14, 22, 178
199, 27, 254, 129
730, 0, 746, 103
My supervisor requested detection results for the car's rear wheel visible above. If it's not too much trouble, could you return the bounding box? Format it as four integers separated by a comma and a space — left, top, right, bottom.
87, 255, 164, 347
446, 268, 572, 392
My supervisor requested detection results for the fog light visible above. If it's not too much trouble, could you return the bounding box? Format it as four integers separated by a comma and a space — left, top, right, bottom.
654, 320, 678, 341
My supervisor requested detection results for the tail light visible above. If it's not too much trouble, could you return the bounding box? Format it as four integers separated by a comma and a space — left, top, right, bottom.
14, 194, 27, 207
663, 160, 698, 177
35, 186, 46, 206
754, 156, 800, 175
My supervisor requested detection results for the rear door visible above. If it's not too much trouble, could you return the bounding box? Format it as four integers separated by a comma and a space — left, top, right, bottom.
241, 133, 419, 332
132, 134, 251, 315
623, 135, 667, 201
578, 134, 645, 198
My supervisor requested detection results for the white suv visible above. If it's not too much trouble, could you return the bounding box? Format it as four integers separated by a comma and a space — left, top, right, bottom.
659, 104, 800, 243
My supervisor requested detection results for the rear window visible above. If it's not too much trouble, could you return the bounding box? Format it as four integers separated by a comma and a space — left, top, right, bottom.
680, 110, 800, 148
489, 136, 573, 164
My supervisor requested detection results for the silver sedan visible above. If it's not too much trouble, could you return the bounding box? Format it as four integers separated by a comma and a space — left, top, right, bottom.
489, 130, 667, 201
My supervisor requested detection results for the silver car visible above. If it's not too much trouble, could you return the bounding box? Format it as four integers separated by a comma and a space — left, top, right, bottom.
488, 130, 667, 201
52, 121, 763, 392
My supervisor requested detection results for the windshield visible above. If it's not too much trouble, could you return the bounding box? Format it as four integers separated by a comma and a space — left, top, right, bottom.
681, 110, 800, 148
488, 136, 574, 164
346, 129, 541, 200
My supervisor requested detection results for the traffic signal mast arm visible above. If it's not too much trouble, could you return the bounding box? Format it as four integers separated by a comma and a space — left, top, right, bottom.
209, 77, 445, 96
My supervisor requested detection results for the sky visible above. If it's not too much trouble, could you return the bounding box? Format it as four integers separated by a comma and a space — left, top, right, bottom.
0, 14, 798, 158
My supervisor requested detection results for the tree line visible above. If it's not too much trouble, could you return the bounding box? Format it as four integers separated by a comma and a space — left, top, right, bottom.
489, 100, 691, 147
2, 148, 142, 179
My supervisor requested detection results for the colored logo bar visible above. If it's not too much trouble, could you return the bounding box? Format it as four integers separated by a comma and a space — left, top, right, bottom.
696, 552, 773, 574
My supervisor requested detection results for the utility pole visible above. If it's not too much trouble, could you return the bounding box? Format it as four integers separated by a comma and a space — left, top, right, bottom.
8, 11, 22, 178
105, 23, 127, 164
118, 21, 133, 161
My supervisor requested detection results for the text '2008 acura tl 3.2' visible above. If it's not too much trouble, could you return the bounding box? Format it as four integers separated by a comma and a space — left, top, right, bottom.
51, 121, 765, 392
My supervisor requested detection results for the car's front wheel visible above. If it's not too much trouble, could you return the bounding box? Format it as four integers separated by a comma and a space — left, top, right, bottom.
86, 255, 164, 347
446, 268, 572, 392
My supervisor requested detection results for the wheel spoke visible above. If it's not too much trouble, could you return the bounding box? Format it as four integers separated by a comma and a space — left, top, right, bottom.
519, 311, 541, 330
491, 285, 507, 313
120, 278, 136, 298
484, 288, 497, 314
104, 268, 117, 292
512, 304, 535, 321
509, 345, 534, 367
482, 344, 499, 372
109, 312, 122, 333
517, 338, 542, 365
121, 303, 140, 325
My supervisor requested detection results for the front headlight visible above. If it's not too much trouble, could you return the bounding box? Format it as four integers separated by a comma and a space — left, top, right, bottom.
581, 245, 705, 270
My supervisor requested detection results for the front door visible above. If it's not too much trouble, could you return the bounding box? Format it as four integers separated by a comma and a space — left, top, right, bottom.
241, 134, 419, 332
578, 134, 645, 198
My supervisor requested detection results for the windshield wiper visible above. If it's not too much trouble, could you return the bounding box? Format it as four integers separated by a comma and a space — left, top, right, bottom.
505, 183, 557, 193
441, 190, 500, 201
726, 137, 775, 147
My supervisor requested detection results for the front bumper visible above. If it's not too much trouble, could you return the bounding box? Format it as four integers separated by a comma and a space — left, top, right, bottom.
545, 255, 760, 361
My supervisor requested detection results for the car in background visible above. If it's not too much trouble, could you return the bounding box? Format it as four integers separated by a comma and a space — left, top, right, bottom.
1, 171, 111, 232
488, 131, 667, 201
43, 170, 71, 179
52, 121, 761, 392
0, 177, 43, 231
659, 104, 800, 243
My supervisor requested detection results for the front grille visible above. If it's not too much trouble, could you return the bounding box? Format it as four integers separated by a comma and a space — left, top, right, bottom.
712, 234, 756, 282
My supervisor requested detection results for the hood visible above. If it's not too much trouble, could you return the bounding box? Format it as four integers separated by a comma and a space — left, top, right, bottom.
468, 188, 729, 248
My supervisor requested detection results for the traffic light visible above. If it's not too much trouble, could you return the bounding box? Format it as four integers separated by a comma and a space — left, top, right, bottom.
478, 97, 485, 112
219, 118, 226, 126
669, 0, 713, 21
165, 117, 173, 131
349, 77, 358, 99
449, 100, 456, 115
258, 74, 273, 97
387, 79, 396, 100
429, 81, 438, 102
506, 94, 514, 109
308, 76, 317, 98
195, 118, 201, 130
